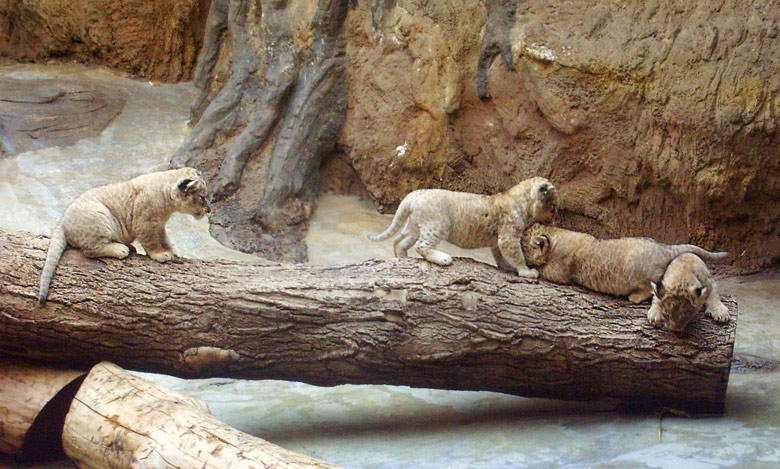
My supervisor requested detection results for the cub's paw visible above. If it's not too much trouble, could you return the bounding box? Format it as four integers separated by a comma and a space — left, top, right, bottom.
709, 303, 730, 323
646, 304, 664, 327
436, 255, 453, 266
517, 268, 539, 279
113, 244, 131, 259
149, 251, 175, 263
425, 251, 452, 266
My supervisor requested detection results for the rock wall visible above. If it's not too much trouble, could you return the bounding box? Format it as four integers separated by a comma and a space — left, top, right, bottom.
2, 0, 778, 270
340, 0, 780, 271
0, 0, 209, 82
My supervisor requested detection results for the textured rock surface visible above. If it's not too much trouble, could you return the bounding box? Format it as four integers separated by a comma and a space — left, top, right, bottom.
341, 0, 780, 272
0, 0, 209, 82
0, 77, 125, 157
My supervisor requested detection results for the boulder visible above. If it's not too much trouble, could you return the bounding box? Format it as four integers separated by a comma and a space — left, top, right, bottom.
0, 77, 125, 157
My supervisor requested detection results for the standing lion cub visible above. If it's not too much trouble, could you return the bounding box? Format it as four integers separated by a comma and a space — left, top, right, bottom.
368, 177, 557, 278
38, 168, 210, 304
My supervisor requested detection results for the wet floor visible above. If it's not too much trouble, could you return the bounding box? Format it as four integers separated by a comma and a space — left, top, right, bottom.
1, 65, 779, 468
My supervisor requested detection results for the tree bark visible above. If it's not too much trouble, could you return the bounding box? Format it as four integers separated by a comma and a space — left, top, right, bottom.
0, 359, 85, 457
0, 228, 737, 413
169, 0, 351, 263
62, 361, 338, 469
477, 0, 516, 99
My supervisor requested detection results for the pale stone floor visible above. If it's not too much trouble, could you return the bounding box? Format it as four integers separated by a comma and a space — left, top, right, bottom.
1, 65, 779, 468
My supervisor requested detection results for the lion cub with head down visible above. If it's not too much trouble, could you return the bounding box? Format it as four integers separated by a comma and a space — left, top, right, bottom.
521, 223, 730, 307
38, 168, 210, 304
369, 177, 556, 278
647, 253, 730, 332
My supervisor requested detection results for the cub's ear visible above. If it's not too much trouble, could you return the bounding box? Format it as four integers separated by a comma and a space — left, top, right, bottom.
177, 178, 199, 194
693, 286, 708, 298
533, 234, 549, 253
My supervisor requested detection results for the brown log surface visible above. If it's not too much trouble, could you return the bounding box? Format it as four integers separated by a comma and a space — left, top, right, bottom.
0, 359, 84, 456
0, 229, 737, 413
63, 361, 338, 468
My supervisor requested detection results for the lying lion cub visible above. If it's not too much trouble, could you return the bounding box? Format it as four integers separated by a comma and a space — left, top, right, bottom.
369, 177, 557, 278
521, 223, 730, 304
38, 168, 210, 304
647, 253, 730, 332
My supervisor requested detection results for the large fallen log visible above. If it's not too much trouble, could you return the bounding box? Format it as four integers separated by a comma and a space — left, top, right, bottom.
0, 228, 737, 413
63, 361, 338, 468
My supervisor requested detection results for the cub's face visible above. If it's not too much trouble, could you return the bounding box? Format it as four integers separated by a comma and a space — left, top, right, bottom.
175, 173, 210, 219
652, 282, 708, 332
521, 223, 551, 267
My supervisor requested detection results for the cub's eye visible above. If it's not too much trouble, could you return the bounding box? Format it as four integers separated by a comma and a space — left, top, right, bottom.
199, 195, 206, 203
539, 184, 550, 193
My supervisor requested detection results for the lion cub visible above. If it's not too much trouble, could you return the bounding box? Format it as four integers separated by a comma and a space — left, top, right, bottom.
38, 168, 209, 304
647, 253, 730, 332
521, 223, 730, 303
369, 177, 557, 278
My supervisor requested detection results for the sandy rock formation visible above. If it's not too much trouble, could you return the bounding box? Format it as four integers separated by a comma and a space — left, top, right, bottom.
0, 0, 209, 82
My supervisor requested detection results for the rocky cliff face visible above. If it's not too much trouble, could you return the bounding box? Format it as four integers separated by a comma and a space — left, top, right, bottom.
0, 0, 209, 81
3, 0, 778, 270
340, 0, 780, 271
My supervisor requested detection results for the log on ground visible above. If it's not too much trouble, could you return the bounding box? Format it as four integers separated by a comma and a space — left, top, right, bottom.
0, 358, 85, 457
63, 361, 338, 469
0, 228, 738, 413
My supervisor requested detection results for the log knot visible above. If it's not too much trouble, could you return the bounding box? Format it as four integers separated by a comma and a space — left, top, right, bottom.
183, 346, 240, 374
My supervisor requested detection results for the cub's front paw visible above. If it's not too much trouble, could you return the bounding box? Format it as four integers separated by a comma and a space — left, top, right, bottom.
646, 304, 664, 327
517, 268, 539, 279
149, 251, 175, 263
709, 303, 730, 323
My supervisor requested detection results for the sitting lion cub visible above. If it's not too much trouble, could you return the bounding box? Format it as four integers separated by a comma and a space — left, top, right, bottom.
368, 177, 557, 278
38, 167, 210, 304
521, 223, 730, 303
647, 253, 730, 332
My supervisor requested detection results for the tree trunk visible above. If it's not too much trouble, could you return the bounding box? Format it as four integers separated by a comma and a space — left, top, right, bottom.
0, 228, 737, 413
62, 361, 338, 469
169, 0, 351, 263
477, 0, 516, 99
0, 359, 85, 457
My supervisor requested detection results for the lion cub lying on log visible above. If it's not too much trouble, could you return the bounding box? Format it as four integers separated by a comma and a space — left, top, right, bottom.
38, 168, 209, 304
521, 223, 730, 308
369, 177, 557, 278
647, 253, 730, 332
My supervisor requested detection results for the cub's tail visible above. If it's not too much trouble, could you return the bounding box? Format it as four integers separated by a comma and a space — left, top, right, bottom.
673, 244, 731, 263
368, 196, 412, 242
38, 224, 67, 304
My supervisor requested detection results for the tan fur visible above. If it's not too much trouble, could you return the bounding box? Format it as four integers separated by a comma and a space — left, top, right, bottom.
38, 168, 209, 303
521, 223, 730, 303
647, 253, 730, 332
369, 177, 557, 278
